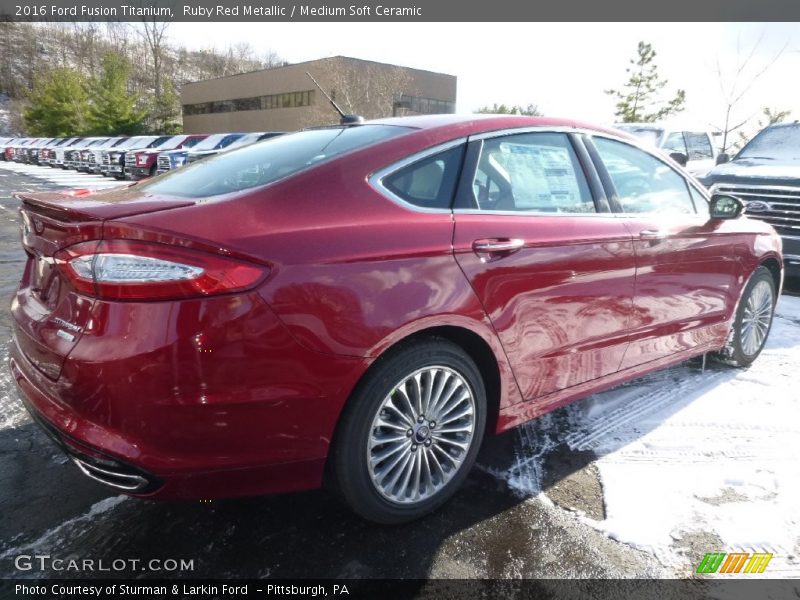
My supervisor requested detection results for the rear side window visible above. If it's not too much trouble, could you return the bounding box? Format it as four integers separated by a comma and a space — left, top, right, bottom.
593, 137, 696, 215
139, 125, 412, 199
685, 132, 713, 159
383, 145, 465, 209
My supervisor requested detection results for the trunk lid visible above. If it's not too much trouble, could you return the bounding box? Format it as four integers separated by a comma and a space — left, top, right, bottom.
12, 190, 195, 379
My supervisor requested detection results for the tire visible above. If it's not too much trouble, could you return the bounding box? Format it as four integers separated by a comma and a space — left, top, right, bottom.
713, 266, 776, 367
330, 338, 486, 524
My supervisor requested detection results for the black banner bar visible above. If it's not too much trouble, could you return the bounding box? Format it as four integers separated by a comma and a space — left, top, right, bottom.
2, 0, 800, 22
3, 579, 800, 600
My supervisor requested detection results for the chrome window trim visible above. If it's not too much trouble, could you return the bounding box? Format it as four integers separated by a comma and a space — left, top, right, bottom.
368, 137, 467, 215
370, 125, 712, 217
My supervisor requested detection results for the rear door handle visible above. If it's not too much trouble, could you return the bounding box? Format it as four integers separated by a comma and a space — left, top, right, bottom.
472, 238, 525, 260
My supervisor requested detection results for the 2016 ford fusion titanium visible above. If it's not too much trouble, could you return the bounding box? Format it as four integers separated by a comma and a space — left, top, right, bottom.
10, 115, 783, 523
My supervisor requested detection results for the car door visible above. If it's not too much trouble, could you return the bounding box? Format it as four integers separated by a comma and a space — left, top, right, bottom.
452, 130, 637, 402
586, 134, 739, 368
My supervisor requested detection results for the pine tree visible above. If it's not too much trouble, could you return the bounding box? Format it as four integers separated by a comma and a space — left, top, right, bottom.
476, 103, 542, 116
149, 79, 182, 134
606, 42, 686, 123
23, 68, 89, 136
87, 52, 146, 135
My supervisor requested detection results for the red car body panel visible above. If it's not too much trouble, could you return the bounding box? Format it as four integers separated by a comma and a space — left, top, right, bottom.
9, 115, 784, 499
454, 213, 636, 399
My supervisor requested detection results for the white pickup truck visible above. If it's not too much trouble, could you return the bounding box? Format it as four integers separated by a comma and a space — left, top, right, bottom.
614, 123, 718, 178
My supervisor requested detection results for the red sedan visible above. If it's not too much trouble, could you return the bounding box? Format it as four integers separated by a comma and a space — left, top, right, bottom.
10, 116, 783, 523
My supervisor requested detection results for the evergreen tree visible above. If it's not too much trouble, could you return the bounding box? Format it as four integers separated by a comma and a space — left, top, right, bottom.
149, 79, 182, 134
23, 68, 89, 136
88, 52, 146, 135
606, 42, 686, 123
476, 103, 542, 116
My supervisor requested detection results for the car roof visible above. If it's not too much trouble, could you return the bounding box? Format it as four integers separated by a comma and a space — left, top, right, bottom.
366, 114, 625, 139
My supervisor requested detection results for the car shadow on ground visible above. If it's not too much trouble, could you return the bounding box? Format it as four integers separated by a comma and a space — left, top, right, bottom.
0, 356, 742, 580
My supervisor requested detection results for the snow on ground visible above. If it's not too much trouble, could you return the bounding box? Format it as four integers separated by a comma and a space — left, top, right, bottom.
0, 344, 24, 431
0, 161, 128, 191
0, 496, 127, 563
506, 294, 800, 576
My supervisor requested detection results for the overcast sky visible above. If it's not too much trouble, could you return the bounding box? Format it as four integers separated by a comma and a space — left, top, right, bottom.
169, 22, 799, 136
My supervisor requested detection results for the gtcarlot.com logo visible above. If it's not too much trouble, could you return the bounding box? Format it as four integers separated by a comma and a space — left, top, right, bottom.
14, 554, 194, 573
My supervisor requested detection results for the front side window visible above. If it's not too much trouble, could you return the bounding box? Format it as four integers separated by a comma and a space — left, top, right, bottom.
593, 137, 695, 214
593, 137, 696, 215
139, 125, 412, 199
685, 132, 713, 160
466, 133, 595, 214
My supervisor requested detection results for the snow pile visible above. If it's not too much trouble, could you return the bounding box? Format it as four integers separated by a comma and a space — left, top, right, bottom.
509, 294, 800, 576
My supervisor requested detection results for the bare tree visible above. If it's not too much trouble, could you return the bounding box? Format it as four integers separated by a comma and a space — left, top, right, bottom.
711, 34, 789, 154
301, 58, 415, 127
138, 18, 170, 99
262, 49, 287, 69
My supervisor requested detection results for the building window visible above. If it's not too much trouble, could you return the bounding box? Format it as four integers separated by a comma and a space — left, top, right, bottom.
183, 90, 315, 117
392, 94, 455, 115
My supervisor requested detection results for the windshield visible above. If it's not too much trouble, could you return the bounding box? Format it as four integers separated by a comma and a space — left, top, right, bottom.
737, 124, 800, 160
139, 125, 412, 199
225, 133, 262, 150
121, 136, 160, 150
154, 135, 185, 150
114, 136, 146, 150
182, 136, 205, 149
193, 133, 240, 151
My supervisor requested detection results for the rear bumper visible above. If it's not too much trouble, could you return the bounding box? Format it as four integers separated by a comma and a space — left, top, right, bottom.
9, 292, 370, 499
18, 390, 162, 494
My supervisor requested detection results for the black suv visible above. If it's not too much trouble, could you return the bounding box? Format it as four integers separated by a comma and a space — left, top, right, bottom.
700, 122, 800, 278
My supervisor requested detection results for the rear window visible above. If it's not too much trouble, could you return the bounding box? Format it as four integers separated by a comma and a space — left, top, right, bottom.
140, 125, 412, 199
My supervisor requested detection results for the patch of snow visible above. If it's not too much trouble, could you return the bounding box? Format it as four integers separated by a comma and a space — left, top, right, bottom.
0, 496, 127, 560
505, 294, 800, 576
0, 343, 28, 430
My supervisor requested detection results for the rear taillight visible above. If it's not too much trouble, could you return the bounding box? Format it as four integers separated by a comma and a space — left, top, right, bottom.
55, 240, 267, 300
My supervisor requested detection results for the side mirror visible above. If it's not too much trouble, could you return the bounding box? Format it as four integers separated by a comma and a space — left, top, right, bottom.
669, 152, 688, 167
709, 194, 744, 220
715, 153, 730, 165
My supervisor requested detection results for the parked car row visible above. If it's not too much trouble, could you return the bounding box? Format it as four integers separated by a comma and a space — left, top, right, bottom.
8, 114, 784, 523
0, 131, 283, 180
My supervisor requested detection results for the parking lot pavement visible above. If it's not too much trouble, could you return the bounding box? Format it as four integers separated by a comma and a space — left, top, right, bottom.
0, 161, 797, 579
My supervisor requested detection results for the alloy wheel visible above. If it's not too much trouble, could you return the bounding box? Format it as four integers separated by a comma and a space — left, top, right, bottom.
740, 279, 774, 356
367, 366, 476, 505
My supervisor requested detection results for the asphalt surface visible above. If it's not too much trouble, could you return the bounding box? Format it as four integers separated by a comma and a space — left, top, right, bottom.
0, 162, 796, 581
